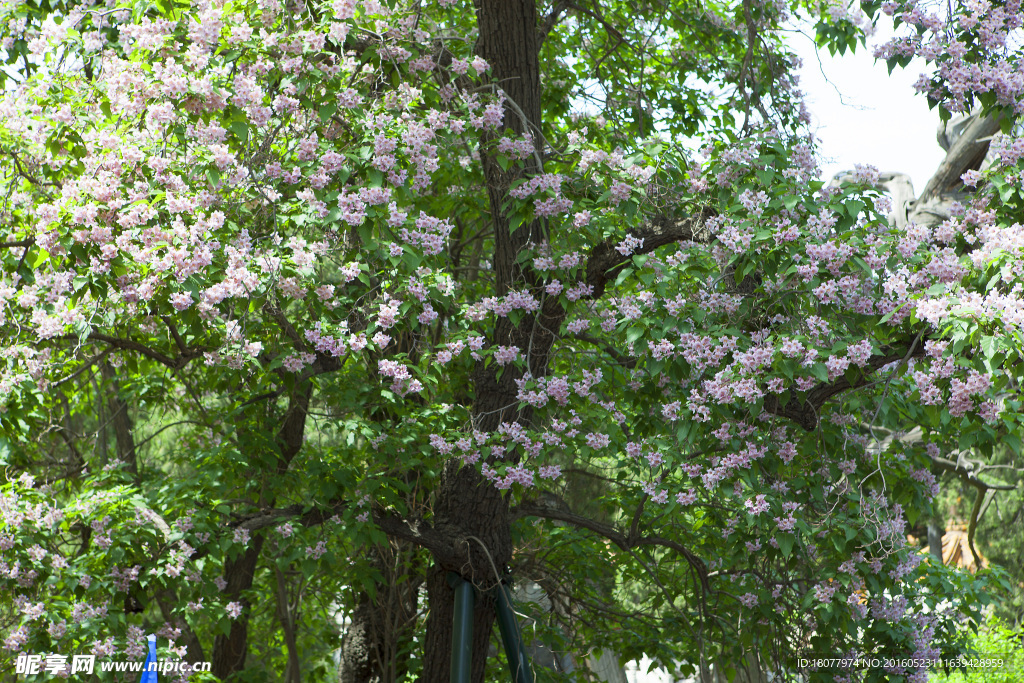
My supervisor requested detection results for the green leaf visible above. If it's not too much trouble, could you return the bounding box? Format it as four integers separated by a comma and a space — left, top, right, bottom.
755, 168, 775, 186
229, 121, 249, 142
810, 363, 829, 382
614, 266, 635, 286
319, 101, 338, 123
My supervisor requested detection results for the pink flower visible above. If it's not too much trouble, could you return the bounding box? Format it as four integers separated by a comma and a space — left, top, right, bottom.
169, 292, 193, 311
775, 515, 796, 532
676, 490, 697, 507
609, 181, 631, 204
4, 626, 28, 650
814, 583, 836, 603
538, 465, 561, 479
961, 169, 982, 187
493, 346, 519, 365
745, 494, 769, 516
225, 602, 243, 619
615, 234, 644, 256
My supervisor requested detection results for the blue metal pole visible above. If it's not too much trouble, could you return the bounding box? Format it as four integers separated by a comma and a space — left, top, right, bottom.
448, 572, 474, 683
494, 582, 534, 683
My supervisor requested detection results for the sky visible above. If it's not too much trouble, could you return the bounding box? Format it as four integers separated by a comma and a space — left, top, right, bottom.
788, 18, 947, 196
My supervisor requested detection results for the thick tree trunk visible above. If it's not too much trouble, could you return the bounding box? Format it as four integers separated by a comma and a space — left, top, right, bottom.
420, 1, 545, 680
212, 537, 266, 678
100, 361, 138, 479
339, 542, 423, 683
338, 593, 377, 683
275, 567, 301, 683
422, 464, 513, 682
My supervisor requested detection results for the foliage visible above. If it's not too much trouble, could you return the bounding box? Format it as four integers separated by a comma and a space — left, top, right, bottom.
928, 612, 1024, 683
0, 0, 1021, 681
933, 440, 1024, 627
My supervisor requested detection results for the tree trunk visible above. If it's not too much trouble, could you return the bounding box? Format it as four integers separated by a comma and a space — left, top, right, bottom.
212, 537, 266, 678
419, 1, 551, 680
275, 566, 302, 683
421, 462, 513, 681
339, 542, 423, 683
100, 361, 138, 479
339, 592, 377, 683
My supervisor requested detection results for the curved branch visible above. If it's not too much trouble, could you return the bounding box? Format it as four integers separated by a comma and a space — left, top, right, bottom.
84, 332, 198, 369
763, 343, 928, 431
930, 456, 1018, 492
513, 498, 627, 547
512, 496, 709, 593
537, 1, 571, 46
584, 207, 716, 299
931, 451, 1016, 568
570, 332, 637, 368
915, 113, 1002, 209
232, 500, 467, 567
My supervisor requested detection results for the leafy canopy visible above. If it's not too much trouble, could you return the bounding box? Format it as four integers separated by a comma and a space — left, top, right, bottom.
0, 0, 1022, 681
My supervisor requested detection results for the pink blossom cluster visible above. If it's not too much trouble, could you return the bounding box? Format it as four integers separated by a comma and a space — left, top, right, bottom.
399, 214, 453, 255
378, 359, 422, 395
496, 133, 537, 160
877, 0, 1024, 113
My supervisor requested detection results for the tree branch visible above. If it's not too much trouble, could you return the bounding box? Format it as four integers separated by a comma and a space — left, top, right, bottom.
584, 207, 716, 299
930, 456, 1017, 492
915, 112, 1002, 209
763, 344, 928, 431
512, 495, 708, 590
537, 1, 570, 46
514, 498, 630, 547
83, 332, 198, 370
232, 500, 471, 569
569, 332, 636, 368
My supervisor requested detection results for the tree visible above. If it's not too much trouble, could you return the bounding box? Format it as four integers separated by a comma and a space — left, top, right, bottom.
1, 0, 1022, 681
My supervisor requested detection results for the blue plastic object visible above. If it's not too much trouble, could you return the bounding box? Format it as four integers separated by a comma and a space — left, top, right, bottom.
138, 634, 157, 683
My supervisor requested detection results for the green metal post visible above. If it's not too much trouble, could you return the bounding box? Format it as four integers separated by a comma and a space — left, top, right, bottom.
448, 572, 474, 683
494, 582, 534, 683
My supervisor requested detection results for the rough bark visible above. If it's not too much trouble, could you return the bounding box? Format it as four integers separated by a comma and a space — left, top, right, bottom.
338, 592, 377, 683
338, 542, 423, 683
420, 1, 545, 680
915, 113, 1000, 209
211, 537, 266, 678
275, 566, 301, 683
421, 456, 517, 681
